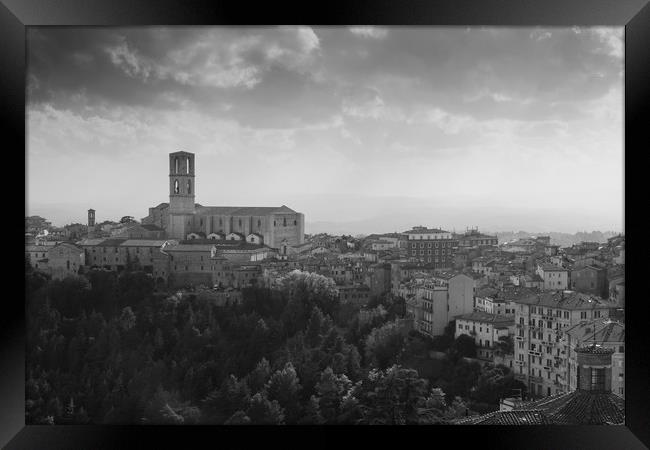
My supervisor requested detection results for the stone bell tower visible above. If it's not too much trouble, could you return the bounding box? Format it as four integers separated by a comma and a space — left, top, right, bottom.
168, 151, 196, 239
87, 208, 96, 238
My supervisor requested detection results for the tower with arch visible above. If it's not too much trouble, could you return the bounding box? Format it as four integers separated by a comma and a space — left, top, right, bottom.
168, 151, 196, 239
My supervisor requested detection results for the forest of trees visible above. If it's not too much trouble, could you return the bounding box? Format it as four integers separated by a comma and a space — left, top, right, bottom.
26, 263, 525, 425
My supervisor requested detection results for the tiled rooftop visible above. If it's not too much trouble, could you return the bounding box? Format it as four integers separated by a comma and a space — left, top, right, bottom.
455, 390, 624, 425
564, 319, 625, 343
512, 290, 614, 310
455, 311, 515, 326
196, 205, 297, 216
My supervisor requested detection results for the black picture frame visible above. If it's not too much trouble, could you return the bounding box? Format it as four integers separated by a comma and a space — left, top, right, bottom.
4, 0, 649, 448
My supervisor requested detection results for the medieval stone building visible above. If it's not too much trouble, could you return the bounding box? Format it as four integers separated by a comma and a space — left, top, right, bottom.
141, 151, 305, 249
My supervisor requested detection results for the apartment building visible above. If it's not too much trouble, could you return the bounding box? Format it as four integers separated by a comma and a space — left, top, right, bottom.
410, 273, 476, 337
512, 290, 614, 398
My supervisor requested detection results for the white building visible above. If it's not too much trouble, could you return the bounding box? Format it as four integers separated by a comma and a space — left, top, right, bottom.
536, 263, 569, 291
455, 311, 515, 361
411, 273, 476, 337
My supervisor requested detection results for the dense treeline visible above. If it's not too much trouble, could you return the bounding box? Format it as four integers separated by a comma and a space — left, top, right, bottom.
26, 265, 524, 424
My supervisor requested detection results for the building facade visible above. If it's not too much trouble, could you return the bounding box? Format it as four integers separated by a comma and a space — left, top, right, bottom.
410, 273, 476, 337
454, 229, 498, 248
512, 290, 614, 398
536, 264, 569, 291
570, 265, 607, 298
47, 243, 85, 279
404, 226, 458, 268
455, 311, 515, 361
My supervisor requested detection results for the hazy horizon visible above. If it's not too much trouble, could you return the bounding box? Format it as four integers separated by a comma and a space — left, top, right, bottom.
26, 26, 624, 234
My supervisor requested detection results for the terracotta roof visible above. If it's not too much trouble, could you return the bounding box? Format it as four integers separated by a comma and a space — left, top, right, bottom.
454, 410, 549, 425
512, 290, 614, 310
195, 205, 297, 216
26, 245, 49, 252
476, 287, 499, 298
52, 242, 84, 252
79, 238, 168, 248
403, 228, 450, 234
77, 238, 108, 247
455, 312, 515, 326
120, 239, 168, 247
455, 391, 624, 425
170, 240, 268, 251
522, 391, 624, 425
140, 224, 165, 231
92, 238, 129, 247
564, 319, 625, 343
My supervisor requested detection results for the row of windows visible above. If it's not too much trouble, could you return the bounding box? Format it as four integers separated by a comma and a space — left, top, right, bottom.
411, 242, 451, 248
411, 235, 452, 240
412, 249, 447, 256
530, 307, 571, 319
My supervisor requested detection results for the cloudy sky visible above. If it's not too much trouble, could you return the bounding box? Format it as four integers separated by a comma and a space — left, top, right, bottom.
27, 26, 623, 234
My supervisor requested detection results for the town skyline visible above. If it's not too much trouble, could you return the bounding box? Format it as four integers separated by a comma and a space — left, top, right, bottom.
27, 26, 623, 234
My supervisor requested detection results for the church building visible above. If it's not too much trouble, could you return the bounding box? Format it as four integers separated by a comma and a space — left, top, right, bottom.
141, 151, 305, 250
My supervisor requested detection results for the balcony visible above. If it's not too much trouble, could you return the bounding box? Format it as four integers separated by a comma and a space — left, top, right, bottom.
528, 350, 542, 357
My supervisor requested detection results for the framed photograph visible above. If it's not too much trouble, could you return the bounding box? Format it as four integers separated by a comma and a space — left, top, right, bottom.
5, 0, 649, 448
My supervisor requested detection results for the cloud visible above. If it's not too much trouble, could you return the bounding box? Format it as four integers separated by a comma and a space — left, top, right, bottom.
26, 26, 623, 232
590, 27, 623, 59
349, 27, 389, 39
103, 28, 322, 90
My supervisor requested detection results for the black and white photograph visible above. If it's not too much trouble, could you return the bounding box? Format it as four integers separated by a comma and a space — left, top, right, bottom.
24, 25, 627, 426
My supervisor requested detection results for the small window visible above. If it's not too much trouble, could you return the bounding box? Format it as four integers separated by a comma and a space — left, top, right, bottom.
174, 179, 179, 194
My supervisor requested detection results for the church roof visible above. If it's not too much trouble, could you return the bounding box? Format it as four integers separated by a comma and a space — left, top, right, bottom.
196, 205, 297, 216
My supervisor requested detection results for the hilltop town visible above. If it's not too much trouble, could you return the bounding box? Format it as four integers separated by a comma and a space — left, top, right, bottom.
25, 151, 625, 425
